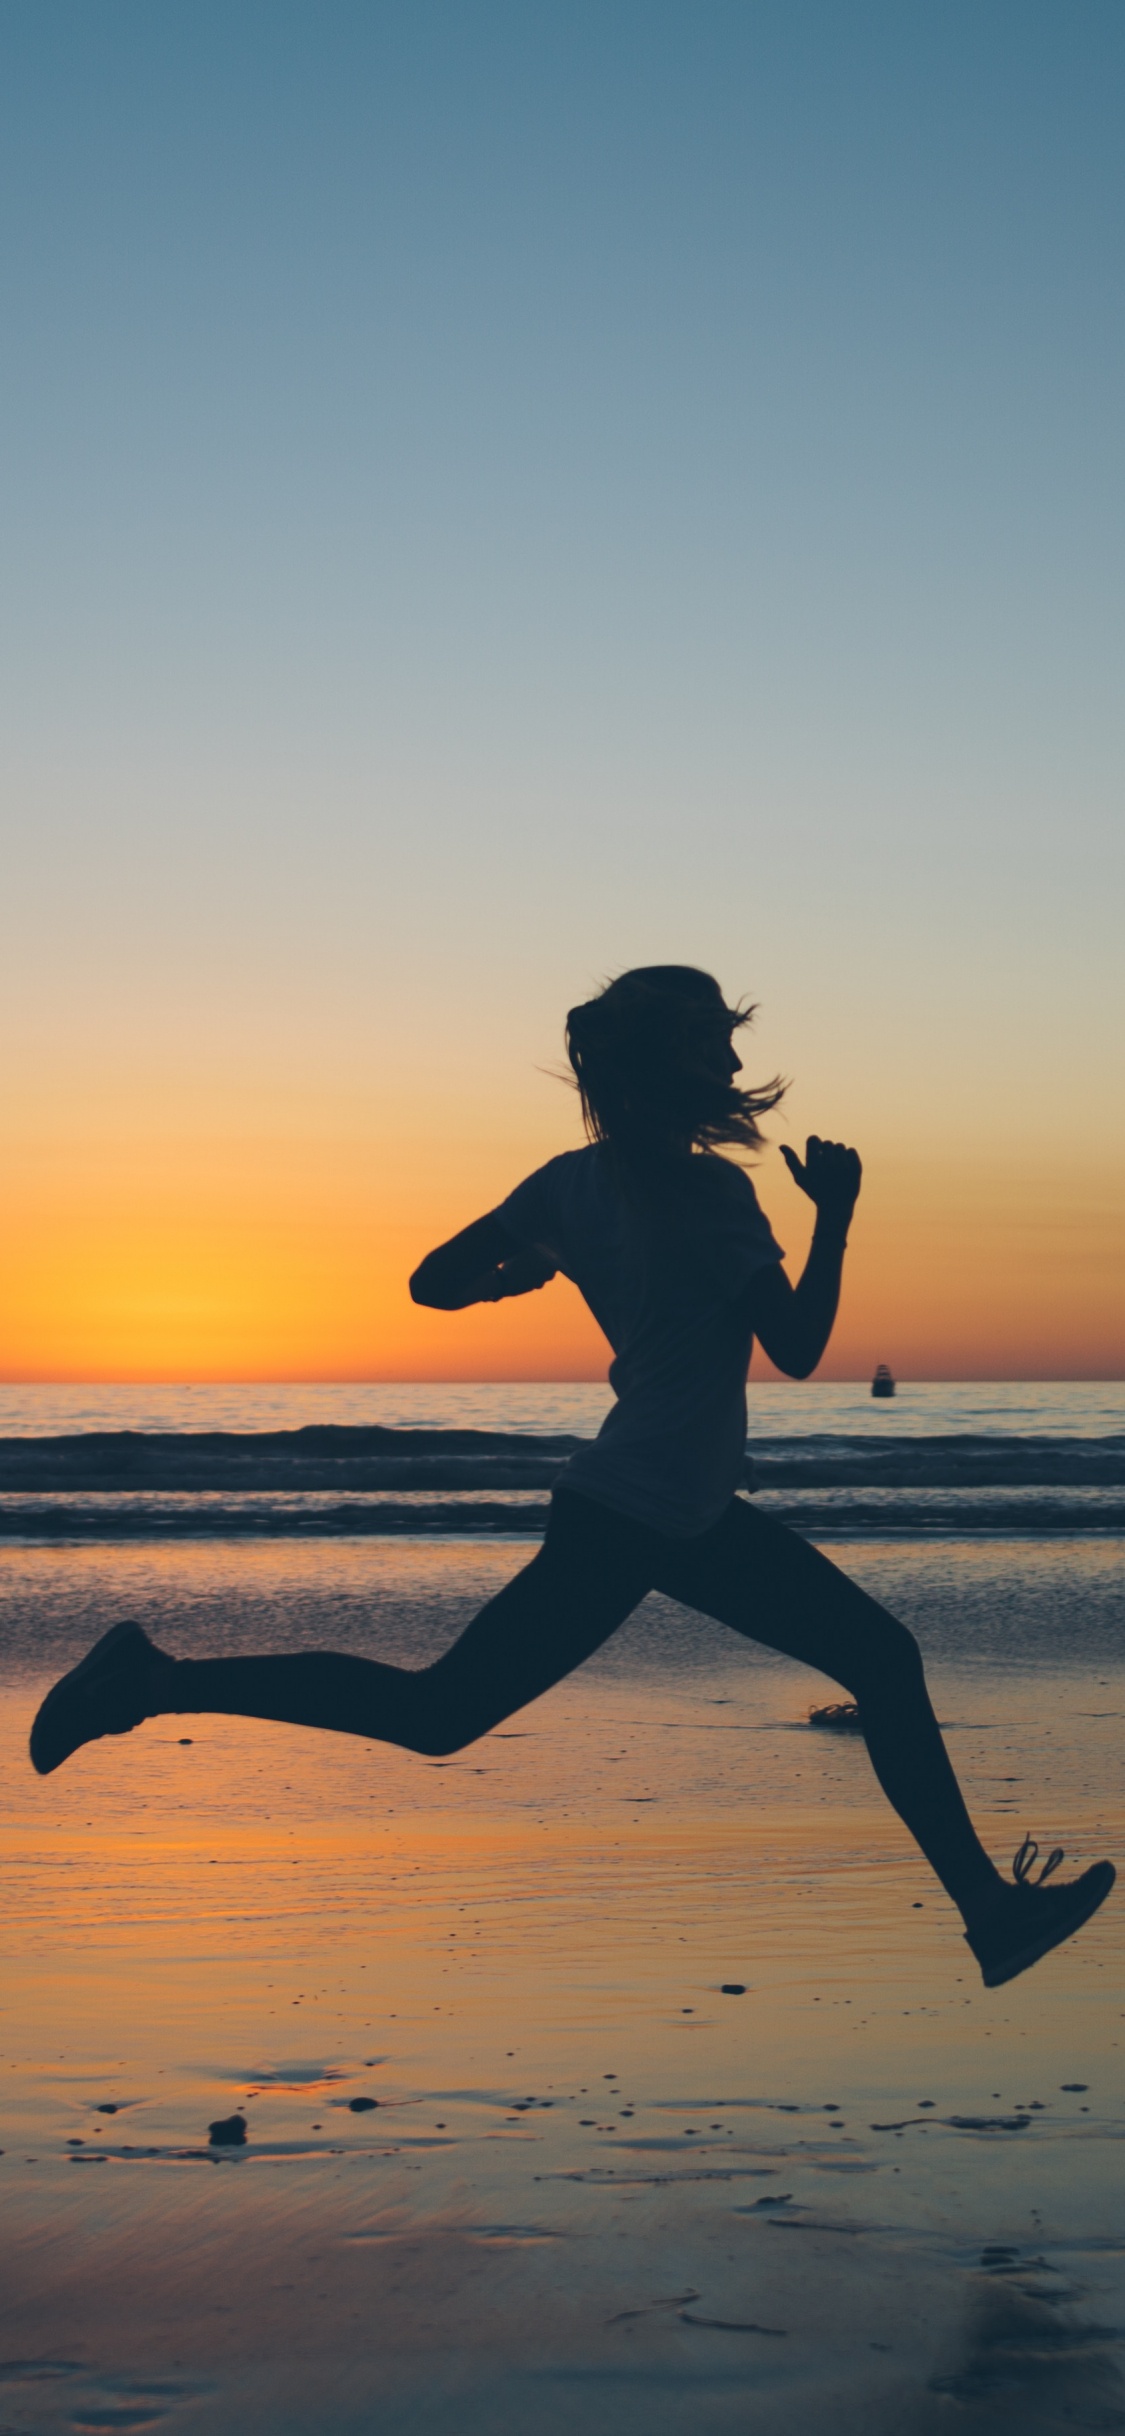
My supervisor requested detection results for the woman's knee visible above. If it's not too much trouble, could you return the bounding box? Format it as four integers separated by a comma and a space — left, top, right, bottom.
414, 1715, 479, 1758
846, 1605, 926, 1700
413, 1721, 466, 1757
405, 1695, 469, 1758
405, 1670, 492, 1757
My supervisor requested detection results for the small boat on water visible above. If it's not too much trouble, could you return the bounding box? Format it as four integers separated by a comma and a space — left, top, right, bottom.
871, 1363, 896, 1399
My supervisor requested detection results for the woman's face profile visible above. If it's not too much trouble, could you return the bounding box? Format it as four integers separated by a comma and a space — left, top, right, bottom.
693, 1008, 743, 1086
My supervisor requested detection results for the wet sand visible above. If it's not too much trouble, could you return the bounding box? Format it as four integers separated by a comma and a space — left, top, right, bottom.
2, 1535, 1123, 2433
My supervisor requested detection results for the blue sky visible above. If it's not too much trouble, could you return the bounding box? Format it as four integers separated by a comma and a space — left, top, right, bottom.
1, 1, 1122, 1372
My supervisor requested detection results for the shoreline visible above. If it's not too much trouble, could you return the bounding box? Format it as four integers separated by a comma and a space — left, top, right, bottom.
1, 1498, 1124, 1539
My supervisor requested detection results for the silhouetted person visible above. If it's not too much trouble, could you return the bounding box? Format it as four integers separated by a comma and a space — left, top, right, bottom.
31, 967, 1114, 1987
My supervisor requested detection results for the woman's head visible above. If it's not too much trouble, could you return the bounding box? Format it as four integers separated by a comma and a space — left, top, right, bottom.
565, 966, 785, 1166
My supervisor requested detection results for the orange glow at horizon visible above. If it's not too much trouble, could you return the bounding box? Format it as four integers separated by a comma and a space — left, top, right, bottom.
2, 1138, 1121, 1383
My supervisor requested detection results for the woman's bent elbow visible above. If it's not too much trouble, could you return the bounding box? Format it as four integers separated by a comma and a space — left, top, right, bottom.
409, 1269, 448, 1309
758, 1339, 819, 1380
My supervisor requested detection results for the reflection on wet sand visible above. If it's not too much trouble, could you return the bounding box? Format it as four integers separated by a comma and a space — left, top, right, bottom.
1, 1535, 1123, 2432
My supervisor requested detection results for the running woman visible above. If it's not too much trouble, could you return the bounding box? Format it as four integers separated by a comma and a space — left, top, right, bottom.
31, 965, 1114, 1988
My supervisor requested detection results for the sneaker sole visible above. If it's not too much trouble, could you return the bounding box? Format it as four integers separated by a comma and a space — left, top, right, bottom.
976, 1862, 1116, 1989
29, 1619, 152, 1776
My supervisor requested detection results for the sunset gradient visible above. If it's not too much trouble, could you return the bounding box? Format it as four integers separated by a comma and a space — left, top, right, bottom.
2, 1, 1122, 1382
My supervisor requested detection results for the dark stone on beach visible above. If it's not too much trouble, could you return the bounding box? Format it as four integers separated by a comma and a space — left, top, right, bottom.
681, 2310, 787, 2335
208, 2113, 248, 2146
179, 1738, 193, 1745
945, 2114, 1031, 2133
95, 2103, 120, 2114
808, 1702, 863, 1732
721, 1984, 746, 1995
1060, 2083, 1088, 2091
348, 2096, 379, 2112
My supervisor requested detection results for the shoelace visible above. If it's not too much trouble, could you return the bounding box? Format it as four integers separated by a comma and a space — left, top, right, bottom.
1013, 1834, 1064, 1888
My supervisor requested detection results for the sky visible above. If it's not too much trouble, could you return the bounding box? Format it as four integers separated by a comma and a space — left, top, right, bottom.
1, 0, 1122, 1382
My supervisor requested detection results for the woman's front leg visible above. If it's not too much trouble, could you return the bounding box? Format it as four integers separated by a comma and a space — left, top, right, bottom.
653, 1501, 1001, 1923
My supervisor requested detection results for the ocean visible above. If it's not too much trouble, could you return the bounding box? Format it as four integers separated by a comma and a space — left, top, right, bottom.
0, 1379, 1122, 1543
2, 1376, 1122, 1437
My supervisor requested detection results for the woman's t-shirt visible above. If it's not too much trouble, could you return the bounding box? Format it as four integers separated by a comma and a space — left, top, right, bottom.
494, 1144, 784, 1538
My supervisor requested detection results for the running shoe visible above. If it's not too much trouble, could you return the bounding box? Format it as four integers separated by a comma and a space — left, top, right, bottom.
965, 1837, 1116, 1989
29, 1620, 171, 1777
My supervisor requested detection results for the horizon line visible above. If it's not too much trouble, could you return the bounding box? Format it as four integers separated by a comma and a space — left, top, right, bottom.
0, 1374, 1122, 1390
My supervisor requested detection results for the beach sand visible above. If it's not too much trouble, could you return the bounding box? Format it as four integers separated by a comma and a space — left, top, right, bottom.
2, 1535, 1123, 2433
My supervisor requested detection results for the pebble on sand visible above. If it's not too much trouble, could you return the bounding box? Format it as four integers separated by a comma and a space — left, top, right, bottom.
208, 2113, 248, 2146
348, 2096, 379, 2112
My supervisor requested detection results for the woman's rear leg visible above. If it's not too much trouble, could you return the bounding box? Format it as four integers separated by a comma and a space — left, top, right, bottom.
654, 1502, 1001, 1927
33, 1494, 656, 1772
166, 1510, 653, 1752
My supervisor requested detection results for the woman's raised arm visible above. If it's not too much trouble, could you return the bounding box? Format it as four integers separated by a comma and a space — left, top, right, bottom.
747, 1136, 861, 1378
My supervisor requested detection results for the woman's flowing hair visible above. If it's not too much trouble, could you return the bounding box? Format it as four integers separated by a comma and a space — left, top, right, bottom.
565, 966, 786, 1171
